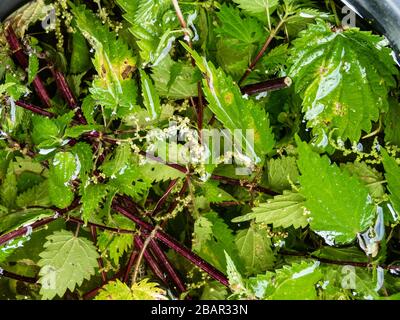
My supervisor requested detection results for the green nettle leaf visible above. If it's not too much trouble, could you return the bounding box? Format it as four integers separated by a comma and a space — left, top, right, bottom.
16, 181, 50, 208
185, 44, 275, 161
0, 151, 11, 180
192, 215, 213, 251
0, 164, 17, 209
31, 116, 60, 147
261, 43, 289, 75
48, 152, 79, 208
312, 246, 368, 263
201, 282, 229, 300
215, 5, 264, 77
116, 0, 175, 64
80, 184, 108, 224
216, 38, 256, 78
81, 95, 97, 125
95, 279, 133, 300
232, 0, 278, 21
71, 4, 137, 115
11, 157, 44, 176
70, 25, 91, 74
381, 149, 400, 216
3, 72, 28, 101
95, 279, 167, 300
216, 5, 264, 44
341, 162, 385, 199
384, 99, 400, 146
97, 231, 133, 266
285, 7, 332, 37
101, 143, 131, 178
225, 251, 247, 295
267, 156, 299, 191
199, 181, 236, 203
63, 125, 103, 139
70, 142, 94, 180
38, 230, 99, 300
151, 56, 198, 99
100, 145, 151, 200
139, 162, 185, 183
262, 261, 323, 300
27, 54, 39, 85
233, 190, 308, 229
140, 70, 161, 120
296, 137, 375, 244
353, 268, 385, 300
193, 212, 239, 272
235, 225, 275, 275
289, 20, 398, 142
97, 215, 135, 265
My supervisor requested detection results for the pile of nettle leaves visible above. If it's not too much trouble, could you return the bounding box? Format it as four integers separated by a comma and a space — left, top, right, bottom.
0, 0, 400, 300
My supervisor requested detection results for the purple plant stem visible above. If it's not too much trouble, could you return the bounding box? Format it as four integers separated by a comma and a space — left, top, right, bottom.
0, 216, 56, 246
5, 26, 52, 108
134, 235, 167, 285
151, 179, 179, 216
160, 179, 189, 228
148, 239, 187, 293
51, 68, 87, 125
238, 21, 284, 86
0, 200, 82, 247
139, 151, 189, 174
112, 202, 229, 287
281, 251, 400, 270
52, 69, 77, 108
123, 248, 138, 283
67, 216, 135, 234
241, 77, 292, 95
90, 226, 107, 284
15, 100, 55, 118
0, 269, 37, 284
213, 201, 242, 207
211, 174, 278, 196
119, 195, 145, 214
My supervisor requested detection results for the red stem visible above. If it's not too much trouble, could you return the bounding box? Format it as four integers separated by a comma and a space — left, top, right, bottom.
0, 200, 81, 247
238, 27, 280, 85
211, 174, 278, 196
0, 216, 56, 246
15, 100, 55, 118
67, 216, 135, 234
123, 248, 138, 283
151, 179, 179, 216
52, 68, 77, 108
148, 239, 187, 293
0, 269, 37, 284
241, 77, 292, 95
112, 201, 229, 287
5, 26, 52, 108
160, 178, 189, 228
134, 235, 167, 285
51, 68, 87, 125
139, 151, 189, 174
